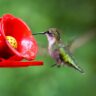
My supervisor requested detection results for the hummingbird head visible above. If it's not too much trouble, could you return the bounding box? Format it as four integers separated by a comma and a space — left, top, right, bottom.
32, 28, 61, 45
33, 28, 60, 42
45, 28, 61, 42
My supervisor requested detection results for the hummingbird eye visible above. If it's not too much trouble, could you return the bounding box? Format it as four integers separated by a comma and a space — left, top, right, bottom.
47, 31, 51, 34
47, 31, 53, 35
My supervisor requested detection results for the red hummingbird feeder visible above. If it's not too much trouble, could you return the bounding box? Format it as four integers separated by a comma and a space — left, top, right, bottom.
0, 14, 43, 67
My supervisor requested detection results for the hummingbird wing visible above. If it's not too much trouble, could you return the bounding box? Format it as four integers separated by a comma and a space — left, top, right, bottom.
59, 46, 84, 73
66, 30, 96, 53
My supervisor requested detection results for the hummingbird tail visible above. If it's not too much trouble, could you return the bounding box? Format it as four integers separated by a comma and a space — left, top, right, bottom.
66, 62, 84, 73
72, 64, 84, 73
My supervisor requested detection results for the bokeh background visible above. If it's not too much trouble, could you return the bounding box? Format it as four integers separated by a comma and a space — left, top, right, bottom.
0, 0, 96, 96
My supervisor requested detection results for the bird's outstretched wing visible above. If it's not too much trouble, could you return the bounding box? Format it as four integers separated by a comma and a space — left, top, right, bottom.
66, 30, 96, 53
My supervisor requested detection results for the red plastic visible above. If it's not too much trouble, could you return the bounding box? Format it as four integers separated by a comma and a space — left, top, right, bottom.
0, 60, 43, 67
0, 14, 43, 67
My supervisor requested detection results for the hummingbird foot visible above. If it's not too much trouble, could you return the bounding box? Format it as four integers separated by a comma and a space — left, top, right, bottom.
51, 64, 61, 67
51, 64, 57, 67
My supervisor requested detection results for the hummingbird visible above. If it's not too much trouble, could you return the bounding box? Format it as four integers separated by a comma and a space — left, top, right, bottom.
33, 28, 84, 73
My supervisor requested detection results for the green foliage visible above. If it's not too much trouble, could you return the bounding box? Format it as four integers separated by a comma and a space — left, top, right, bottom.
0, 0, 96, 96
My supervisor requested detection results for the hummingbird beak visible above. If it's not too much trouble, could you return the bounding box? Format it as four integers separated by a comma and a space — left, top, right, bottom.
32, 32, 46, 35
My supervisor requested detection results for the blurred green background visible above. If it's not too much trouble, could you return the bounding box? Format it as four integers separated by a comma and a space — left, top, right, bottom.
0, 0, 96, 96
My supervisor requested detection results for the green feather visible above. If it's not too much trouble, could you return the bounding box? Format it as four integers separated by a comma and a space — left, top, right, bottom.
59, 47, 84, 73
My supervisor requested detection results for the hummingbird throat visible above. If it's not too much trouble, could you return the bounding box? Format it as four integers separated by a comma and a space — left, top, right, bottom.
47, 36, 56, 49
